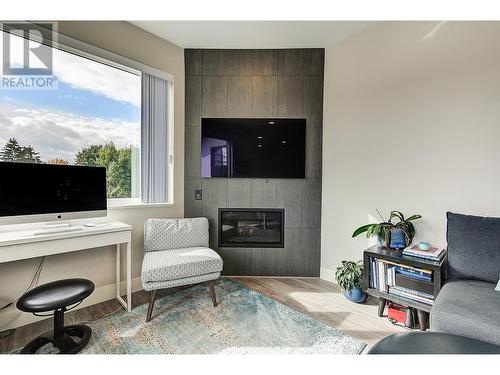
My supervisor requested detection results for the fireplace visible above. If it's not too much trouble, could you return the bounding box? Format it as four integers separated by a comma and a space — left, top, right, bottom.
218, 208, 284, 248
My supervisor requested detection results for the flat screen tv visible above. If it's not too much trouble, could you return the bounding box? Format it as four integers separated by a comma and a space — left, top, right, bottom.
201, 118, 306, 178
0, 162, 107, 224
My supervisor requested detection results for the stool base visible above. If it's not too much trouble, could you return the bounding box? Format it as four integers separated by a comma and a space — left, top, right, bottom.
21, 325, 92, 354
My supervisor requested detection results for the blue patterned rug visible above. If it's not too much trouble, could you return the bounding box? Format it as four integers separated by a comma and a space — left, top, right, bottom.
77, 279, 366, 354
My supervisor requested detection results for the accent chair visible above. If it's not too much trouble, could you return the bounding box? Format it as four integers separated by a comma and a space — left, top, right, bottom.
141, 217, 223, 322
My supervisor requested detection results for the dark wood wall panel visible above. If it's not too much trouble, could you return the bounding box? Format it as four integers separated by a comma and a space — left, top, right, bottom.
277, 49, 304, 75
185, 75, 201, 126
202, 50, 227, 75
201, 76, 227, 117
184, 48, 324, 276
252, 76, 277, 117
227, 50, 253, 75
227, 76, 253, 117
252, 50, 278, 75
277, 76, 304, 117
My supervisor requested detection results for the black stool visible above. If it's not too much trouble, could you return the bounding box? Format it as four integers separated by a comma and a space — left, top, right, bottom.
368, 332, 500, 354
16, 278, 95, 354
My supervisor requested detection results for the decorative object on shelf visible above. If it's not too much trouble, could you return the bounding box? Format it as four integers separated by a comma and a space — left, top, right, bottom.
335, 260, 367, 303
418, 241, 431, 250
352, 210, 422, 249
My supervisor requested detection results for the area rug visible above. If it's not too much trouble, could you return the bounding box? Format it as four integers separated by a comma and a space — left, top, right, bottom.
77, 279, 366, 354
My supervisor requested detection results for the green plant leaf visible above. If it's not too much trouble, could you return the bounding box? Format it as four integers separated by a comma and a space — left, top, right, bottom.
335, 260, 364, 291
408, 222, 415, 238
366, 224, 376, 238
352, 224, 375, 238
379, 222, 393, 227
406, 214, 422, 222
389, 210, 405, 223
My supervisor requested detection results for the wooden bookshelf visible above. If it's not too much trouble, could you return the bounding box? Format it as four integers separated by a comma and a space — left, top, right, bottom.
363, 245, 447, 331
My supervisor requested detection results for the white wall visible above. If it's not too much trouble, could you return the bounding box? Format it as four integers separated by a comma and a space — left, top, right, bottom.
320, 21, 500, 281
0, 22, 185, 330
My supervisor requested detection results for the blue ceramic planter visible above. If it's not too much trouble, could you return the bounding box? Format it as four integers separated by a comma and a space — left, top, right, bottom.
389, 228, 407, 249
343, 287, 367, 303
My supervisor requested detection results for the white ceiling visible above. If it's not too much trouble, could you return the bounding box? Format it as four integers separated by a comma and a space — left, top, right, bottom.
129, 21, 376, 49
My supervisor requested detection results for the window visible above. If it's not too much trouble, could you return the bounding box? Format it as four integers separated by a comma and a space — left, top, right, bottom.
0, 27, 172, 205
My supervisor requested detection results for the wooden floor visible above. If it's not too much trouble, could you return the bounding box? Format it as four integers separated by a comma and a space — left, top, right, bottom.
0, 277, 405, 353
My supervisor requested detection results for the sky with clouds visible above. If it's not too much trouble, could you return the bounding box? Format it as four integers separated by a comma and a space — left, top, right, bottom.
0, 31, 141, 163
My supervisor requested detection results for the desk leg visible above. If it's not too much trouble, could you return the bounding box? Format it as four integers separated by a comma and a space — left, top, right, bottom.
116, 244, 121, 301
116, 243, 131, 312
126, 240, 132, 312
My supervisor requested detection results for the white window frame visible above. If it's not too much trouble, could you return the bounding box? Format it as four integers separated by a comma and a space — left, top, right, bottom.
4, 23, 175, 209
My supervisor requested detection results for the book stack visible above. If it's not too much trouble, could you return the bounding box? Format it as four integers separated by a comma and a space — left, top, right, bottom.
388, 285, 434, 305
369, 257, 435, 306
369, 258, 389, 292
402, 245, 445, 262
388, 263, 434, 305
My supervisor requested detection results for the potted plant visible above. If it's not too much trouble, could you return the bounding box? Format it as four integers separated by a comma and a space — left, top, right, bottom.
335, 260, 367, 303
352, 210, 422, 249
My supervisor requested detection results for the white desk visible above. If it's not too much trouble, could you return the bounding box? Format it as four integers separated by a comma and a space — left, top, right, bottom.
0, 222, 132, 312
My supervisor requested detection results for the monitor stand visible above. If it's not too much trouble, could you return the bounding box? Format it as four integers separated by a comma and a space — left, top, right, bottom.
33, 222, 83, 236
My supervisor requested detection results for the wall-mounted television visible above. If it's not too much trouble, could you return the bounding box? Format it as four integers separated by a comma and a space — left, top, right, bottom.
201, 118, 306, 178
0, 162, 107, 225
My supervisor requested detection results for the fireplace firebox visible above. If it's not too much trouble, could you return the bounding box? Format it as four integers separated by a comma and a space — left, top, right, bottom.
218, 208, 284, 248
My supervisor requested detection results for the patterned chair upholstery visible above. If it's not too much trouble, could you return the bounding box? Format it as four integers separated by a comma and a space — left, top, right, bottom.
141, 218, 223, 321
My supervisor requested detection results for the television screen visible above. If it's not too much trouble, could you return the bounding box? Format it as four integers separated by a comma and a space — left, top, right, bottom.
201, 118, 306, 178
0, 162, 107, 219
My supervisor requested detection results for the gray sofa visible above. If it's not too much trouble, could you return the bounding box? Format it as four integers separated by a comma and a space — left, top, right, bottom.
430, 212, 500, 345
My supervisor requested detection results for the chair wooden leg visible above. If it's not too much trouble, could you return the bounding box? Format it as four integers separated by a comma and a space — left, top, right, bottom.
208, 280, 217, 307
146, 290, 157, 322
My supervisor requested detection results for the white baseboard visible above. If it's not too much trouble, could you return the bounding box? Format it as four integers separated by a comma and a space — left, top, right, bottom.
319, 266, 337, 284
0, 277, 143, 332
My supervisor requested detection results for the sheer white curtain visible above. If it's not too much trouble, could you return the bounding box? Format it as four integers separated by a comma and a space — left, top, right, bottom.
141, 73, 171, 203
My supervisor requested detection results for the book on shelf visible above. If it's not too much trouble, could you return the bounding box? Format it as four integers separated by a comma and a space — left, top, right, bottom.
395, 267, 432, 282
378, 260, 385, 292
388, 285, 434, 305
387, 266, 396, 286
382, 259, 432, 275
394, 273, 434, 295
402, 245, 445, 261
389, 286, 434, 304
389, 285, 434, 300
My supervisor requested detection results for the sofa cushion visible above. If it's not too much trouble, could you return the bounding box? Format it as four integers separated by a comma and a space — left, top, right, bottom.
446, 212, 500, 283
141, 247, 223, 284
430, 280, 500, 346
144, 218, 209, 252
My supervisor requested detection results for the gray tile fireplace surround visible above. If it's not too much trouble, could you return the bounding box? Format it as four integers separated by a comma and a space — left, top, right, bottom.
184, 49, 323, 276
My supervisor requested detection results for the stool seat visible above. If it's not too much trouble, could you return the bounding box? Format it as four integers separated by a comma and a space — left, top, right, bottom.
17, 278, 95, 313
368, 332, 500, 354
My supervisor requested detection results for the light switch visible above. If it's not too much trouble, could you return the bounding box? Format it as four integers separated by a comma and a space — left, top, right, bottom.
195, 189, 202, 200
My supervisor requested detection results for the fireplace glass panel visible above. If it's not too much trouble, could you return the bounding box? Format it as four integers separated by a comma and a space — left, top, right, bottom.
219, 209, 284, 248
